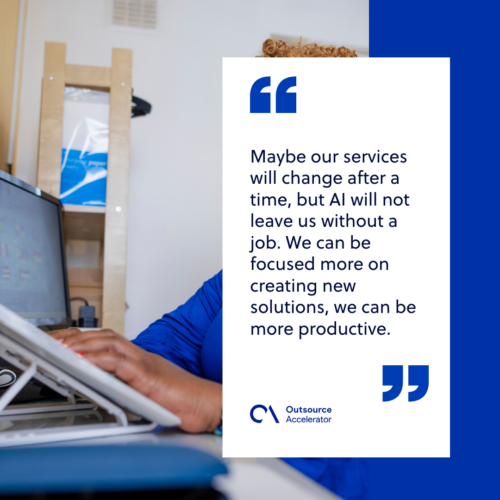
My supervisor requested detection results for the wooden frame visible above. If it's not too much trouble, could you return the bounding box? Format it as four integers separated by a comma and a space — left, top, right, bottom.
0, 0, 24, 173
37, 42, 132, 334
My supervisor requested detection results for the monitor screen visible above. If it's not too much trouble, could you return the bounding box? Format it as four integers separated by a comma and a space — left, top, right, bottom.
0, 172, 69, 328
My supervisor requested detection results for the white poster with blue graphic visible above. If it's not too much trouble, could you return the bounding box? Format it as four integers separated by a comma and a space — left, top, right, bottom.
223, 59, 450, 458
60, 87, 109, 206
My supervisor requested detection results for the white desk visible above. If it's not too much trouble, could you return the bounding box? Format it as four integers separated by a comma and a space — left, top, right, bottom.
1, 406, 341, 499
49, 425, 342, 500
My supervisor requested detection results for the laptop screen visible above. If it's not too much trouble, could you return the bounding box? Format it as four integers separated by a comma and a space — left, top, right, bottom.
0, 173, 69, 327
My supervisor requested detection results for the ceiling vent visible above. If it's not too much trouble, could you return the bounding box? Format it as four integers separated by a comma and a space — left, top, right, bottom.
111, 0, 158, 31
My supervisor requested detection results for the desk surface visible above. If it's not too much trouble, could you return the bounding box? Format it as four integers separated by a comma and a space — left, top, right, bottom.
55, 427, 341, 500
0, 407, 340, 499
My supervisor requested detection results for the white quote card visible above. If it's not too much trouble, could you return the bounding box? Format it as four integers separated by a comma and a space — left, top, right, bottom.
223, 58, 449, 458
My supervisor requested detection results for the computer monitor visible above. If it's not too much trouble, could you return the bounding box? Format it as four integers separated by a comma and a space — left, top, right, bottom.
0, 171, 70, 329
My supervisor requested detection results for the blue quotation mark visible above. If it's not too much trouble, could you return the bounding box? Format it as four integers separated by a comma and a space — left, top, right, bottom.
383, 365, 429, 402
250, 76, 297, 113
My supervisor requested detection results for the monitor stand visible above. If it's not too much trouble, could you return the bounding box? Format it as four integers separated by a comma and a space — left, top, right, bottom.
0, 332, 157, 447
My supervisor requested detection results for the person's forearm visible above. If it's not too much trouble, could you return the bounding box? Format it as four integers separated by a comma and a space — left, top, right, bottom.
145, 351, 222, 433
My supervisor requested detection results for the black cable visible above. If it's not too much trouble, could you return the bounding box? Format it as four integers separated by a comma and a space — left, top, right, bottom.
70, 297, 89, 307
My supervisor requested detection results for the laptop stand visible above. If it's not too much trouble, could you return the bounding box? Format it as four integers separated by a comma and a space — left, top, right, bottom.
0, 332, 157, 447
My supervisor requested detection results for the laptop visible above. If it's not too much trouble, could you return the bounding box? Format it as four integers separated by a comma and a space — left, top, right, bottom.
0, 302, 181, 446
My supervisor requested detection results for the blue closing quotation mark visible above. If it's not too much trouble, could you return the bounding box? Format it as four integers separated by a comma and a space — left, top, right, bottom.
383, 365, 429, 402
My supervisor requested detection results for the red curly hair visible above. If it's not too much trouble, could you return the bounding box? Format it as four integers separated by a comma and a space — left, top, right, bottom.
260, 38, 357, 58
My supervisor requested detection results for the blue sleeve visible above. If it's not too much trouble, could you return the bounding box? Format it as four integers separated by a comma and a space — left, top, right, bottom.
132, 271, 222, 378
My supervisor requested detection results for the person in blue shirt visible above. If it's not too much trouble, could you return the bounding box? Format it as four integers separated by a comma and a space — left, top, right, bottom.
53, 271, 367, 500
53, 37, 367, 500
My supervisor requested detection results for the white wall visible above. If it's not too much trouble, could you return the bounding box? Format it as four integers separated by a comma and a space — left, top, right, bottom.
15, 0, 368, 338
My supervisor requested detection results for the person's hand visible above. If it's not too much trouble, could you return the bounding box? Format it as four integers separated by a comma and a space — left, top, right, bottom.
50, 328, 222, 433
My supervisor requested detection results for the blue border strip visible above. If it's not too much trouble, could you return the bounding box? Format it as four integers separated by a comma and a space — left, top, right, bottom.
369, 1, 500, 498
